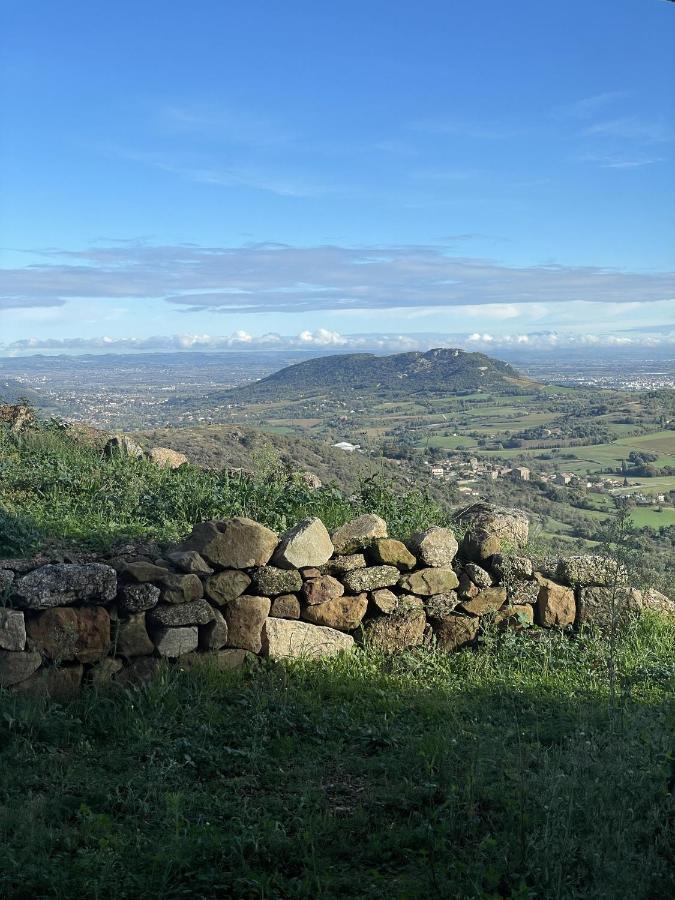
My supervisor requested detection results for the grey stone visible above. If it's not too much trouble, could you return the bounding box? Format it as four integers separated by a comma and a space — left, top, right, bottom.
262, 618, 355, 659
251, 566, 303, 595
115, 657, 161, 686
331, 514, 388, 554
424, 592, 460, 621
398, 568, 459, 596
407, 526, 458, 568
104, 435, 144, 458
456, 502, 529, 562
556, 556, 627, 588
198, 606, 228, 651
321, 554, 367, 575
342, 565, 400, 593
0, 649, 42, 686
154, 626, 198, 657
89, 657, 124, 684
147, 599, 214, 628
165, 550, 213, 575
0, 569, 15, 595
161, 573, 204, 605
0, 609, 26, 651
272, 517, 334, 569
117, 613, 154, 657
14, 563, 117, 609
205, 570, 252, 606
464, 563, 492, 588
118, 583, 160, 613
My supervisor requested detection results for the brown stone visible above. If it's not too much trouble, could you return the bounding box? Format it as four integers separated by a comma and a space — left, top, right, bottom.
0, 609, 26, 651
180, 518, 278, 569
321, 554, 367, 575
116, 613, 154, 657
146, 447, 188, 468
460, 586, 507, 617
368, 538, 417, 571
302, 574, 344, 605
269, 594, 301, 619
224, 595, 271, 653
13, 664, 83, 698
161, 573, 204, 605
370, 588, 399, 614
398, 568, 459, 596
458, 572, 479, 601
198, 606, 228, 651
262, 618, 355, 659
494, 604, 534, 629
205, 570, 251, 606
331, 514, 388, 554
535, 577, 576, 628
407, 527, 458, 568
26, 607, 110, 663
434, 614, 479, 651
359, 607, 426, 651
0, 649, 42, 686
302, 592, 368, 631
89, 657, 124, 684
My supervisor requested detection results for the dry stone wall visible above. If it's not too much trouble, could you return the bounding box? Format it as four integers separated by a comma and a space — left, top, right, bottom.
1, 504, 672, 698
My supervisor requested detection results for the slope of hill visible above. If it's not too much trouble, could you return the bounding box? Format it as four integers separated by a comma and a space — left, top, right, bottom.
213, 348, 535, 403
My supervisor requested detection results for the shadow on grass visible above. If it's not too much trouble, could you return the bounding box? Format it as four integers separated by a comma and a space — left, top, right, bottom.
0, 649, 673, 899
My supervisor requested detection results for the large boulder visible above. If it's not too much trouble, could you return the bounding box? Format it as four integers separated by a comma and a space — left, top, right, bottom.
456, 503, 529, 562
535, 577, 576, 628
205, 570, 252, 606
556, 556, 627, 588
331, 514, 388, 554
251, 566, 303, 596
302, 592, 368, 631
104, 435, 144, 458
368, 539, 416, 571
0, 609, 26, 651
639, 587, 675, 616
26, 607, 110, 663
14, 563, 117, 609
0, 649, 42, 687
223, 596, 271, 653
359, 606, 426, 651
272, 517, 334, 569
342, 565, 400, 593
407, 527, 458, 568
434, 614, 479, 651
116, 612, 154, 657
146, 447, 188, 469
262, 618, 355, 659
576, 585, 639, 630
181, 518, 278, 570
398, 568, 459, 596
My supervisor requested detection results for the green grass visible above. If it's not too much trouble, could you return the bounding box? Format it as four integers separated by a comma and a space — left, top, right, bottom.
0, 617, 673, 899
629, 507, 675, 528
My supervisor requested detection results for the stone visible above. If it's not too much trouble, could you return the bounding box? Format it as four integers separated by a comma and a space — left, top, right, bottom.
122, 561, 170, 583
181, 518, 278, 569
165, 550, 213, 575
576, 585, 638, 630
199, 606, 228, 651
0, 609, 26, 651
331, 514, 388, 554
269, 594, 301, 619
302, 575, 344, 605
370, 588, 399, 614
146, 447, 188, 468
491, 554, 534, 581
398, 568, 459, 596
116, 613, 154, 657
13, 664, 83, 699
368, 538, 417, 571
205, 570, 252, 606
640, 587, 675, 616
89, 657, 124, 684
460, 586, 507, 617
161, 573, 204, 605
300, 567, 322, 579
224, 596, 271, 653
272, 517, 334, 569
147, 599, 214, 628
556, 556, 627, 587
302, 592, 368, 631
251, 566, 303, 596
434, 614, 479, 652
0, 649, 42, 686
262, 618, 355, 659
26, 607, 110, 663
464, 563, 492, 589
103, 434, 144, 458
424, 592, 460, 621
118, 583, 160, 613
456, 502, 529, 562
0, 569, 15, 595
535, 577, 576, 628
211, 649, 259, 669
458, 572, 479, 601
407, 526, 458, 568
507, 579, 540, 605
342, 565, 400, 593
359, 607, 426, 651
14, 563, 117, 609
115, 657, 161, 687
300, 471, 322, 490
154, 626, 198, 657
494, 604, 534, 629
322, 554, 367, 575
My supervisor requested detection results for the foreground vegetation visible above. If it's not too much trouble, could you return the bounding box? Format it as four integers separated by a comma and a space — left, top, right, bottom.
1, 616, 673, 898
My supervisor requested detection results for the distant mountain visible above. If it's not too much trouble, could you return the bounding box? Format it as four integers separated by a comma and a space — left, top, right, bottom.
223, 348, 534, 402
0, 378, 44, 406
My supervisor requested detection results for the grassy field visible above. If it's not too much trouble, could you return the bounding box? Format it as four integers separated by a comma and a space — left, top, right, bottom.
1, 618, 673, 899
629, 507, 675, 528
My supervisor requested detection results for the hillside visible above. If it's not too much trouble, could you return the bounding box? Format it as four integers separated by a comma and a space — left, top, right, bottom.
209, 348, 535, 403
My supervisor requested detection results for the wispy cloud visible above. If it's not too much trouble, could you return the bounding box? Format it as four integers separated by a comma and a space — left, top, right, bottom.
409, 118, 523, 140
553, 91, 631, 120
2, 243, 674, 314
582, 116, 675, 143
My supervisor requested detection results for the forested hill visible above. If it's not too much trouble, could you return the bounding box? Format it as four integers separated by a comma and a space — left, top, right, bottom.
220, 348, 536, 402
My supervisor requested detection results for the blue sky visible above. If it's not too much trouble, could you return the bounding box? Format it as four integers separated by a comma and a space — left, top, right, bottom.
1, 0, 674, 354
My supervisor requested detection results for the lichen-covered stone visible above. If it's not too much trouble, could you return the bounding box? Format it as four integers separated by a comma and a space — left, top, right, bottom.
14, 563, 117, 609
302, 575, 344, 605
147, 599, 214, 628
165, 550, 213, 575
116, 613, 154, 657
399, 568, 459, 596
639, 587, 675, 616
198, 606, 228, 651
535, 578, 576, 628
407, 527, 458, 568
456, 503, 529, 562
0, 649, 42, 686
359, 607, 426, 651
118, 583, 160, 614
343, 565, 400, 593
576, 585, 637, 630
0, 569, 15, 595
302, 592, 368, 631
269, 594, 301, 619
146, 447, 188, 469
331, 514, 388, 554
434, 614, 479, 651
460, 586, 507, 617
161, 573, 204, 605
321, 554, 367, 575
491, 555, 534, 581
507, 579, 540, 605
26, 607, 110, 663
272, 517, 334, 569
464, 563, 492, 589
181, 518, 278, 569
368, 538, 416, 571
424, 592, 460, 621
262, 618, 355, 659
556, 556, 627, 588
370, 588, 399, 614
205, 570, 251, 606
224, 596, 271, 653
0, 609, 26, 651
154, 626, 198, 657
251, 566, 303, 596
